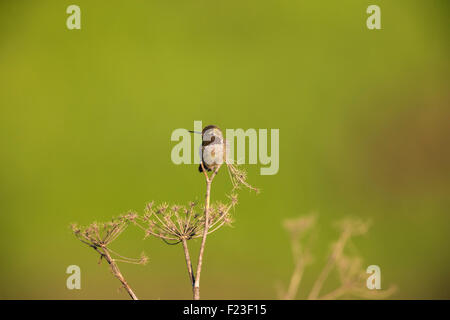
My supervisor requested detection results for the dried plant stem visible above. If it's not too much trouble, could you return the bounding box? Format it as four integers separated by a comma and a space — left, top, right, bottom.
193, 163, 221, 300
101, 247, 138, 300
182, 238, 195, 287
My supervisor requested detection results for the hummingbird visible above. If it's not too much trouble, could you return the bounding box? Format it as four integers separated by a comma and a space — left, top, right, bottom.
190, 125, 226, 173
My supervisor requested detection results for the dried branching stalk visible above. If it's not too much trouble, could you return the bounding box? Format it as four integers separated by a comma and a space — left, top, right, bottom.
308, 219, 370, 300
71, 213, 148, 300
280, 216, 397, 300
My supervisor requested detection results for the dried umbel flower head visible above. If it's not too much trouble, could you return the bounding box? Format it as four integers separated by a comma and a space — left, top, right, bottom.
138, 252, 149, 265
71, 213, 148, 300
226, 163, 260, 193
72, 212, 141, 249
134, 195, 238, 244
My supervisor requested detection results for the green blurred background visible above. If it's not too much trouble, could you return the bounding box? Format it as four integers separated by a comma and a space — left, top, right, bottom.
0, 0, 449, 299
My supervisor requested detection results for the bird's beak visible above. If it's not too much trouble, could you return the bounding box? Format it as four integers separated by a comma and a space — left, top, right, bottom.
188, 130, 202, 134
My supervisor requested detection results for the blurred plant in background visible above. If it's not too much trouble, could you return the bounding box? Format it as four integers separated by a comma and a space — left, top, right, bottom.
279, 216, 397, 300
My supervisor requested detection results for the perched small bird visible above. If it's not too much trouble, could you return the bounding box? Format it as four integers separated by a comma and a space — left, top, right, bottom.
190, 125, 226, 173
